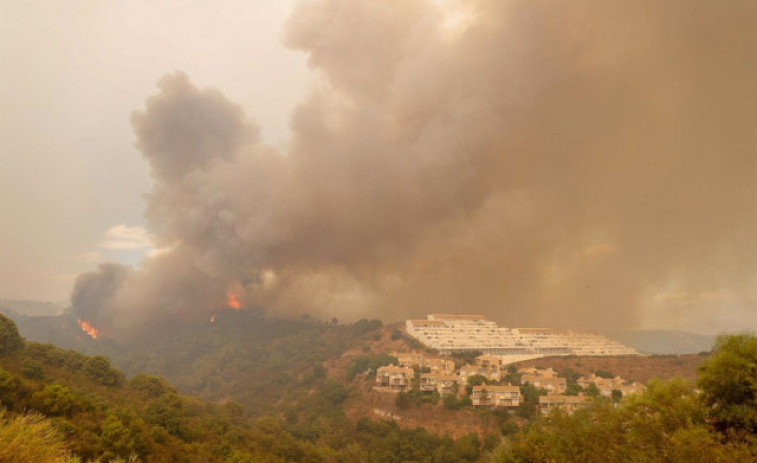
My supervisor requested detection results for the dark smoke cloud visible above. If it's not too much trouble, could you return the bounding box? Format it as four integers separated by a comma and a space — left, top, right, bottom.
72, 0, 757, 341
131, 73, 259, 184
71, 263, 131, 331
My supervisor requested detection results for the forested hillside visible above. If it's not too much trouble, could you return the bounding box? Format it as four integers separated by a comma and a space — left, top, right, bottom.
0, 313, 492, 462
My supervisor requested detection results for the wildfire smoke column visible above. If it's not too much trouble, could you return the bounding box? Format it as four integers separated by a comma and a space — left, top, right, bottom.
69, 0, 757, 341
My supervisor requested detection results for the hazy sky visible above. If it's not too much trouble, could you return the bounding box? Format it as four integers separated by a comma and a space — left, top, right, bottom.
1, 0, 309, 301
2, 1, 756, 336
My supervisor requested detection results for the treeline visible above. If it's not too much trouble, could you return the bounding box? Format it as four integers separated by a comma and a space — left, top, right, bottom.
108, 312, 385, 417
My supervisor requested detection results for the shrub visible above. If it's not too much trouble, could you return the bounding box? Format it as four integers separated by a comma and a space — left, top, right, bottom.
130, 373, 175, 398
84, 356, 124, 387
697, 333, 757, 437
346, 353, 398, 380
0, 314, 23, 354
21, 358, 45, 380
31, 385, 78, 416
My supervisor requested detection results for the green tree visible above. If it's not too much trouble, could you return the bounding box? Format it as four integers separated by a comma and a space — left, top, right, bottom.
395, 391, 412, 409
0, 314, 23, 354
21, 358, 45, 380
320, 380, 348, 406
129, 373, 175, 398
611, 389, 623, 403
100, 414, 136, 459
454, 432, 481, 461
517, 383, 545, 419
346, 353, 398, 380
465, 374, 491, 394
697, 333, 757, 437
585, 383, 600, 397
144, 393, 186, 440
503, 365, 522, 386
31, 384, 78, 416
443, 393, 462, 410
84, 355, 124, 387
498, 378, 754, 463
0, 366, 17, 406
451, 351, 483, 369
565, 382, 583, 396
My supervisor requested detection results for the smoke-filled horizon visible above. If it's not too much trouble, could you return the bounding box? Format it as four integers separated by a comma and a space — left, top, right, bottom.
71, 0, 757, 341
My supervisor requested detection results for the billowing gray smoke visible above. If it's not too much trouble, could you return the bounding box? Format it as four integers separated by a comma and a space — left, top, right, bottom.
72, 0, 757, 341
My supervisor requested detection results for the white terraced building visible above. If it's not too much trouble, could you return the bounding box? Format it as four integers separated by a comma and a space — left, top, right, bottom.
406, 314, 638, 357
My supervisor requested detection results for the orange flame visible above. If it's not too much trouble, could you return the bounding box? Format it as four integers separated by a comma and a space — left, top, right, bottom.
77, 318, 99, 339
227, 292, 241, 310
210, 314, 215, 323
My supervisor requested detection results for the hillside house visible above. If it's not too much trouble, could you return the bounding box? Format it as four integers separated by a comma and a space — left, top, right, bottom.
420, 373, 460, 395
539, 394, 587, 416
459, 364, 501, 382
375, 365, 414, 390
394, 352, 426, 367
577, 374, 646, 398
393, 353, 455, 374
475, 354, 505, 367
519, 367, 567, 394
471, 385, 520, 408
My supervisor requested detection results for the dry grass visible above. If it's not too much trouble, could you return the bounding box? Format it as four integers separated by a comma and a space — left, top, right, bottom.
0, 410, 140, 463
0, 410, 73, 463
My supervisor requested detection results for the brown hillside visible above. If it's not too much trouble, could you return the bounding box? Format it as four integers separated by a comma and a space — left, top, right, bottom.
344, 387, 505, 438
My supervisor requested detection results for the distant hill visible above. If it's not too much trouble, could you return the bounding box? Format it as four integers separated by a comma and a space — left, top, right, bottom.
0, 309, 102, 355
604, 330, 715, 355
0, 298, 65, 317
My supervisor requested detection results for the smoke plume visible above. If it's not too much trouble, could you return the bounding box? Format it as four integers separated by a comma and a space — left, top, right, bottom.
72, 0, 757, 341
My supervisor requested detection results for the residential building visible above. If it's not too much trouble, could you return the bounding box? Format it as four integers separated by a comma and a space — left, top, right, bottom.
539, 394, 588, 416
375, 365, 414, 390
393, 352, 455, 374
471, 385, 521, 408
406, 314, 638, 357
420, 373, 460, 395
519, 367, 567, 394
577, 374, 646, 398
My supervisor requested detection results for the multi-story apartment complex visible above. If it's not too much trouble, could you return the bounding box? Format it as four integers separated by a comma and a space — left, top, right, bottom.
406, 314, 638, 357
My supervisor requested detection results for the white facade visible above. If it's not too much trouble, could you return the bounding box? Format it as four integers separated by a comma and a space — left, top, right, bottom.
406, 314, 638, 357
